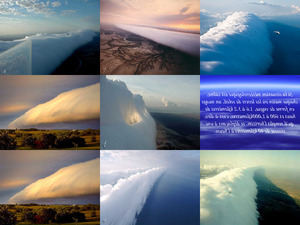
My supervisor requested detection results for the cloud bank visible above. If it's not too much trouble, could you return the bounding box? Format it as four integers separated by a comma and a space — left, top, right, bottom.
0, 30, 96, 75
100, 76, 156, 150
200, 167, 259, 225
117, 24, 200, 56
101, 167, 164, 225
0, 40, 32, 75
200, 12, 272, 75
9, 83, 100, 129
8, 158, 100, 204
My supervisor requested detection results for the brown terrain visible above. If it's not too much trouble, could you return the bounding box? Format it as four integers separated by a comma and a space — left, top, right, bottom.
100, 24, 199, 75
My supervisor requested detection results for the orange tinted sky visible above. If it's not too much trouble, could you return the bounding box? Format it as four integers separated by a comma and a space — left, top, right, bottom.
100, 0, 200, 31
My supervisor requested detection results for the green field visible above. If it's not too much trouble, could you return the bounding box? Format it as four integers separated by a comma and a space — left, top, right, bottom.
1, 129, 100, 150
4, 205, 100, 225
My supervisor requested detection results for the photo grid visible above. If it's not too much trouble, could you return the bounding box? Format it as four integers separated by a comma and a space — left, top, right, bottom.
2, 0, 299, 224
201, 0, 300, 224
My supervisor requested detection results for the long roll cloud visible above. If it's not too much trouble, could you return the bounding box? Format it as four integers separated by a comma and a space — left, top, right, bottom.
200, 12, 272, 75
8, 83, 100, 129
0, 30, 97, 75
101, 167, 164, 225
117, 24, 200, 57
200, 167, 259, 225
8, 158, 100, 204
100, 76, 156, 150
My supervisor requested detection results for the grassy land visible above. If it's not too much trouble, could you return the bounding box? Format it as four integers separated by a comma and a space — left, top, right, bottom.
7, 205, 100, 225
6, 129, 100, 150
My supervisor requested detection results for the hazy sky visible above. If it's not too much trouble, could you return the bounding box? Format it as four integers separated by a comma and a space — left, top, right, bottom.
0, 75, 99, 129
107, 75, 200, 114
100, 0, 200, 31
201, 75, 300, 89
200, 150, 300, 170
0, 0, 99, 36
0, 150, 99, 203
101, 150, 200, 173
201, 0, 300, 17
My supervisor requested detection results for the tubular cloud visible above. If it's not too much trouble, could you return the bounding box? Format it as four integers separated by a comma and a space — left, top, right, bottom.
8, 158, 100, 204
8, 83, 100, 128
200, 12, 272, 75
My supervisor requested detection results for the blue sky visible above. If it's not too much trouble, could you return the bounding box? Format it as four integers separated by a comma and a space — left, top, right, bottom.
201, 0, 300, 18
107, 75, 200, 114
0, 0, 99, 36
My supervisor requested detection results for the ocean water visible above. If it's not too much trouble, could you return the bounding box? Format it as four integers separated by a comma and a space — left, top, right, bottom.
136, 163, 200, 225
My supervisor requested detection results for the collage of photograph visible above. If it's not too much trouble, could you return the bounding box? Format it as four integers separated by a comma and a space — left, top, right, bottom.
1, 0, 300, 224
201, 0, 300, 225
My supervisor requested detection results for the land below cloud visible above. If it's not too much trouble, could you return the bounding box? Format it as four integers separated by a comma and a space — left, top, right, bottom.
0, 129, 100, 150
152, 113, 200, 150
100, 24, 199, 75
0, 204, 100, 225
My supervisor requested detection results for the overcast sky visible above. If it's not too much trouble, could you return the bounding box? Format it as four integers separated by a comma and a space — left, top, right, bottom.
0, 75, 99, 129
0, 0, 99, 36
107, 75, 200, 114
100, 0, 200, 31
0, 150, 99, 203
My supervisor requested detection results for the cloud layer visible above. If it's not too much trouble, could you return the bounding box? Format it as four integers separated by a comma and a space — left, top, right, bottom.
101, 167, 164, 225
117, 24, 200, 56
0, 30, 97, 75
200, 167, 259, 225
9, 83, 100, 129
200, 12, 272, 75
9, 158, 100, 204
100, 76, 156, 150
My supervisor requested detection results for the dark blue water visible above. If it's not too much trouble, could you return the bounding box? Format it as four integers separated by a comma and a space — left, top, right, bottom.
136, 163, 199, 225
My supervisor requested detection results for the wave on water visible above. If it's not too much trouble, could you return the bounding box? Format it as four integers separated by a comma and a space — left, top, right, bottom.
200, 12, 272, 75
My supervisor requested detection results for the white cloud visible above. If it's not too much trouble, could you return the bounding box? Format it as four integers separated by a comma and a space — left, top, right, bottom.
51, 1, 61, 7
101, 167, 164, 225
15, 0, 54, 15
200, 12, 272, 75
161, 97, 177, 107
100, 76, 156, 150
116, 24, 200, 56
9, 158, 100, 204
0, 30, 96, 75
200, 167, 259, 225
291, 5, 300, 14
61, 9, 76, 15
9, 83, 100, 128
